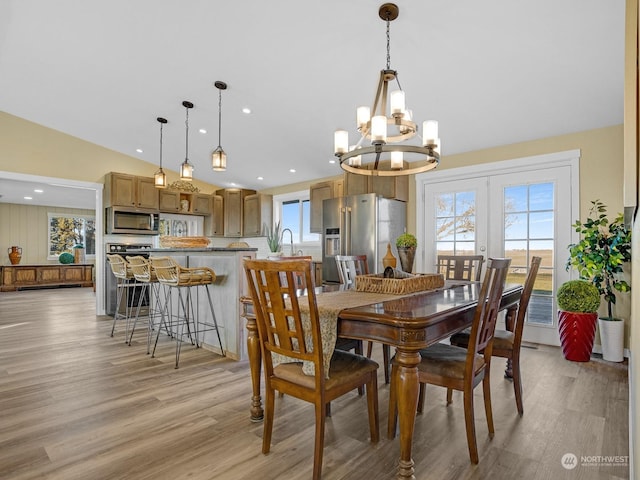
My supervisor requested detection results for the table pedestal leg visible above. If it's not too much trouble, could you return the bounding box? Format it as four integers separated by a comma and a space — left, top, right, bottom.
244, 311, 263, 422
394, 348, 421, 480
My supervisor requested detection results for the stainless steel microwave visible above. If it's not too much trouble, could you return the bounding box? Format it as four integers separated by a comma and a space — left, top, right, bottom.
106, 207, 159, 235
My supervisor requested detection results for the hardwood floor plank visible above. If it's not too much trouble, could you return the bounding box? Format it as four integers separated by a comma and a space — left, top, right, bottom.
0, 288, 629, 479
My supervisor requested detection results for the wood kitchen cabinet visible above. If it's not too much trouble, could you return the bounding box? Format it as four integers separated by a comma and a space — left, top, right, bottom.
159, 191, 211, 215
343, 161, 408, 201
309, 179, 343, 233
191, 194, 212, 214
243, 193, 273, 237
216, 188, 256, 237
105, 172, 159, 209
211, 194, 224, 236
158, 190, 181, 212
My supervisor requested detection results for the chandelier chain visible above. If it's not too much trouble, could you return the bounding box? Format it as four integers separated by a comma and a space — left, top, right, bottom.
386, 17, 391, 70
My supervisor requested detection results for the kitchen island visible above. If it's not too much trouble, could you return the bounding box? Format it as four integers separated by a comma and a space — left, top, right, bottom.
144, 247, 257, 361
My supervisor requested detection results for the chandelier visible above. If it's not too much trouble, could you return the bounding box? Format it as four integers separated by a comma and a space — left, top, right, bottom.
334, 3, 440, 177
211, 81, 228, 172
154, 117, 168, 188
179, 100, 194, 181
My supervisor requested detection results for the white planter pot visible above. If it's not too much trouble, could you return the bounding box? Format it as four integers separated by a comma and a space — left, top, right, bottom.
598, 318, 625, 362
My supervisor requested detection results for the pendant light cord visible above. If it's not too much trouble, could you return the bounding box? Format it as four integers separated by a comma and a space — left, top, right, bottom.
159, 122, 164, 168
218, 87, 222, 148
185, 106, 190, 161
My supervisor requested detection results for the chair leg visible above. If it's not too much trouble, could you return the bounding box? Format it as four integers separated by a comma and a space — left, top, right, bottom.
511, 353, 524, 416
417, 383, 426, 414
463, 386, 479, 464
366, 372, 380, 443
313, 399, 326, 480
446, 388, 453, 404
382, 345, 390, 384
387, 362, 399, 439
262, 385, 275, 454
366, 341, 373, 358
482, 372, 495, 438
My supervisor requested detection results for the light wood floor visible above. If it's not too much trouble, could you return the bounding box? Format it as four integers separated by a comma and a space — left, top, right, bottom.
0, 288, 629, 480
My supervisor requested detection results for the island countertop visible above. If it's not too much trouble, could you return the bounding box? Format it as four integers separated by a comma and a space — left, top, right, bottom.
140, 247, 258, 253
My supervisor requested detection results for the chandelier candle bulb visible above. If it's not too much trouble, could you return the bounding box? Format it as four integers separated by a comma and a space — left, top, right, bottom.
391, 151, 403, 169
423, 120, 439, 145
371, 115, 387, 142
334, 130, 349, 154
349, 145, 362, 167
357, 106, 371, 130
390, 90, 405, 115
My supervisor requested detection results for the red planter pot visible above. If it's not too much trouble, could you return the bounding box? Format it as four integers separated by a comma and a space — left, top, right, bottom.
558, 310, 598, 362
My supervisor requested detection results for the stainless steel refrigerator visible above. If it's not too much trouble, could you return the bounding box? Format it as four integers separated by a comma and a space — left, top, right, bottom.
322, 193, 407, 283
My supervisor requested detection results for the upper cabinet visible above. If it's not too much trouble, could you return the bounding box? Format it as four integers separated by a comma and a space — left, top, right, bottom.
159, 190, 212, 215
211, 194, 224, 236
243, 193, 273, 237
309, 179, 343, 233
216, 188, 256, 237
344, 161, 408, 202
105, 172, 159, 209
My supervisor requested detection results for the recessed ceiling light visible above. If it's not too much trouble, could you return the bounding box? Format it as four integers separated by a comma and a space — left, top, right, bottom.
257, 176, 264, 180
23, 196, 33, 200
34, 189, 44, 193
242, 107, 251, 114
289, 169, 296, 173
329, 159, 336, 164
199, 128, 207, 134
136, 148, 143, 153
230, 182, 237, 186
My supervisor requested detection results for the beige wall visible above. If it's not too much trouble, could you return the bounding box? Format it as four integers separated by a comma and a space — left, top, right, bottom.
0, 203, 94, 265
0, 111, 220, 194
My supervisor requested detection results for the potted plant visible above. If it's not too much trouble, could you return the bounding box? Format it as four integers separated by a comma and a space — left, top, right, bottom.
557, 279, 601, 362
264, 221, 282, 258
396, 233, 417, 273
566, 200, 631, 362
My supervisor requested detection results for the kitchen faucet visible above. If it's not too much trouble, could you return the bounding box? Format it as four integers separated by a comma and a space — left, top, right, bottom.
281, 228, 294, 256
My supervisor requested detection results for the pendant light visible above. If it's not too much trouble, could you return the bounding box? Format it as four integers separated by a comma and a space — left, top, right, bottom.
154, 117, 168, 188
180, 100, 194, 181
211, 81, 228, 172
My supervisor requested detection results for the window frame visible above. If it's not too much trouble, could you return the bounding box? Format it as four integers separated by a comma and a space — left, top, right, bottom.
273, 190, 320, 246
47, 212, 96, 260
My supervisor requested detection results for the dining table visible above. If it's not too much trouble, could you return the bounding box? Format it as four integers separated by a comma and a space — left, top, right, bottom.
240, 280, 523, 480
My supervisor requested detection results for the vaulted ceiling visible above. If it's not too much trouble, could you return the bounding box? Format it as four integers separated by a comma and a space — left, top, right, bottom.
0, 0, 625, 197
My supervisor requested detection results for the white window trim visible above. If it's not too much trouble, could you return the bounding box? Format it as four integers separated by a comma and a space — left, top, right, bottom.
272, 190, 320, 246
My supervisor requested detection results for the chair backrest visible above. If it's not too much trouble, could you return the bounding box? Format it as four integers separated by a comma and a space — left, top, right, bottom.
106, 253, 132, 280
437, 255, 484, 281
334, 255, 369, 286
149, 256, 180, 285
511, 256, 542, 350
126, 255, 154, 283
466, 258, 511, 362
271, 256, 313, 289
243, 258, 325, 383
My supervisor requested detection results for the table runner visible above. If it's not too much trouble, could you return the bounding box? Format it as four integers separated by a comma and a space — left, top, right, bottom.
274, 290, 404, 378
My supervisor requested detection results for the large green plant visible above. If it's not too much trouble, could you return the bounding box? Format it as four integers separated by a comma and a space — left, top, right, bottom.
566, 200, 631, 320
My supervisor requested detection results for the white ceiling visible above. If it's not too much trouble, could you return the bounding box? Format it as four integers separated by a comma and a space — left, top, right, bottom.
0, 0, 626, 206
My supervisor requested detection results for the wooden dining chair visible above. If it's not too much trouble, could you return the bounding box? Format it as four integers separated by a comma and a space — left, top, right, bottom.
334, 255, 390, 384
244, 258, 379, 480
273, 256, 313, 289
388, 257, 511, 464
449, 256, 541, 416
436, 254, 485, 281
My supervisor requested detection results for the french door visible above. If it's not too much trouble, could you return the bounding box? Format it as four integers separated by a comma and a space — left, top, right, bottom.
418, 151, 579, 346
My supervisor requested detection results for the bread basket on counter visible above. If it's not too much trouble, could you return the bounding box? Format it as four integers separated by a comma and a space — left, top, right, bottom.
158, 236, 210, 248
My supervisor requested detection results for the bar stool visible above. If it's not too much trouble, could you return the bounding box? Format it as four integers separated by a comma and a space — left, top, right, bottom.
106, 253, 140, 342
126, 255, 170, 353
149, 256, 225, 368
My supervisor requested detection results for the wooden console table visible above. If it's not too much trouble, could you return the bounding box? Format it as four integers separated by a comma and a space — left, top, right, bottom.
1, 264, 94, 291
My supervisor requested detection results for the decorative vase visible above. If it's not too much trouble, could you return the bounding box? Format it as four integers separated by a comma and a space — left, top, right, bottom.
8, 246, 22, 265
73, 246, 86, 264
598, 318, 624, 362
180, 199, 190, 212
558, 310, 597, 362
383, 243, 397, 269
397, 246, 416, 273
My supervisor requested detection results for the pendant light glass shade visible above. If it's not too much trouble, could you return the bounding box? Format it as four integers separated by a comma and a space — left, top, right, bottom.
154, 117, 168, 188
211, 81, 228, 172
180, 100, 194, 181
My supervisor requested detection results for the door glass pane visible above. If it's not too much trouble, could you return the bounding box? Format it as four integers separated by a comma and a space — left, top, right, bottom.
504, 183, 554, 326
435, 191, 476, 256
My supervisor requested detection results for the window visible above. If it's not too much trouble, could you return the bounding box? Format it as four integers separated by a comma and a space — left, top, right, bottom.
274, 191, 320, 244
48, 213, 96, 259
